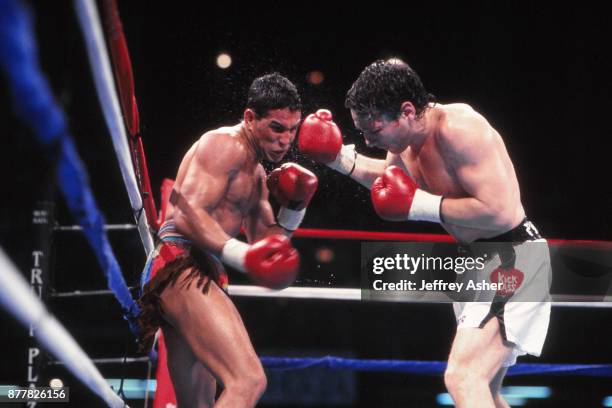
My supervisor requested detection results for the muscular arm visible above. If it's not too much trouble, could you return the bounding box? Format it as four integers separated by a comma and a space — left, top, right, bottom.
243, 166, 288, 242
349, 153, 387, 189
172, 133, 244, 254
438, 116, 520, 231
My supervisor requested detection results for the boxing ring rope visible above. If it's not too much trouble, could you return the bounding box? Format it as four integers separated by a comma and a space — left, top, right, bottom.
259, 357, 612, 377
293, 228, 455, 242
226, 285, 612, 308
0, 248, 128, 408
49, 357, 150, 366
292, 227, 612, 247
55, 223, 138, 232
47, 285, 612, 308
73, 0, 154, 256
44, 354, 612, 377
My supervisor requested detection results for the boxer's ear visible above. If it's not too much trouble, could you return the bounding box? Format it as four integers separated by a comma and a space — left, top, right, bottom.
244, 109, 256, 127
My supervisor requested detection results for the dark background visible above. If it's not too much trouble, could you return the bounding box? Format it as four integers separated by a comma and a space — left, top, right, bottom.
1, 1, 611, 407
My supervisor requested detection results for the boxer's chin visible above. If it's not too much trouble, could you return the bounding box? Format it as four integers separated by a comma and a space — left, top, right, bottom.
387, 145, 403, 154
388, 141, 409, 154
266, 150, 284, 162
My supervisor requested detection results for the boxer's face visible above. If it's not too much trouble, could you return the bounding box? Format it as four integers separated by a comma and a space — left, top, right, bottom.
351, 110, 408, 154
248, 108, 301, 162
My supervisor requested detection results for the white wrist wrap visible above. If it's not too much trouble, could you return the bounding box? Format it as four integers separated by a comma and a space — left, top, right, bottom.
220, 238, 248, 273
408, 189, 443, 223
277, 207, 306, 231
328, 144, 357, 176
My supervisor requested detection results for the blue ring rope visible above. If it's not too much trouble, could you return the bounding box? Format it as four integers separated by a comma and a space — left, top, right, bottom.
261, 356, 612, 377
0, 0, 140, 336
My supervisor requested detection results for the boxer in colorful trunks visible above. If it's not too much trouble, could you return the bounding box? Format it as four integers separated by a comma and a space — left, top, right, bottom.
138, 221, 229, 354
298, 59, 551, 408
138, 73, 318, 408
140, 221, 228, 297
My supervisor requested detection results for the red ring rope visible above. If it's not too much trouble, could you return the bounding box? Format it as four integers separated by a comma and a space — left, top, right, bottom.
292, 228, 612, 247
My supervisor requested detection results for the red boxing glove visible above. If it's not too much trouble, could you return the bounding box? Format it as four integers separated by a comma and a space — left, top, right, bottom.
371, 166, 417, 220
371, 166, 443, 222
221, 235, 299, 289
298, 109, 343, 163
245, 235, 299, 289
298, 109, 357, 175
267, 163, 318, 210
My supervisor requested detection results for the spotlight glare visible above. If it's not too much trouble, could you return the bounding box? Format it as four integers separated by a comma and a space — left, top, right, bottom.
216, 53, 232, 69
315, 247, 334, 263
307, 70, 324, 85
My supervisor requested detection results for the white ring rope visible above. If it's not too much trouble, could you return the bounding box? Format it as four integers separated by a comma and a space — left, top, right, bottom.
73, 0, 154, 256
228, 285, 612, 308
0, 248, 128, 408
48, 285, 612, 308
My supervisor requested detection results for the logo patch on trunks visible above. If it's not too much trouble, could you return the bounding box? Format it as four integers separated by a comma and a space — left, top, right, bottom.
490, 267, 524, 296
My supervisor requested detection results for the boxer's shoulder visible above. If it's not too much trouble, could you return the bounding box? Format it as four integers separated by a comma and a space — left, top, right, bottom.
194, 126, 249, 171
435, 105, 494, 157
199, 125, 244, 148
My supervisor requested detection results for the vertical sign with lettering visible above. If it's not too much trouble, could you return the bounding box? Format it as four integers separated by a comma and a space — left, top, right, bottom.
28, 202, 54, 408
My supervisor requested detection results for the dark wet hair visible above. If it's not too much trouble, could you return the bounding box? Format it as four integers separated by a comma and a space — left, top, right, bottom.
246, 73, 302, 118
345, 59, 435, 120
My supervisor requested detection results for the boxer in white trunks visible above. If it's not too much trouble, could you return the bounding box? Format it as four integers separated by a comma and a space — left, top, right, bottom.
298, 59, 551, 408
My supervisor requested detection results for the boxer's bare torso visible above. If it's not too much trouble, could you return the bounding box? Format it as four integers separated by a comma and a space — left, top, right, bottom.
386, 104, 525, 243
164, 124, 268, 240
